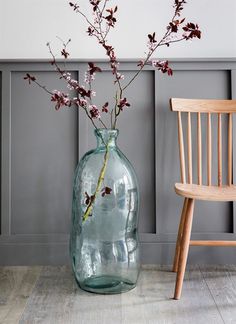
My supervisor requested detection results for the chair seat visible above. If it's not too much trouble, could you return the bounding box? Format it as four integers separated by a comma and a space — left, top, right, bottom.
175, 183, 236, 201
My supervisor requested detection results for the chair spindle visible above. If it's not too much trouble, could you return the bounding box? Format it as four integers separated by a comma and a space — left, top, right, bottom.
207, 113, 212, 186
178, 111, 186, 183
218, 113, 222, 186
197, 112, 202, 185
228, 113, 233, 185
187, 112, 192, 184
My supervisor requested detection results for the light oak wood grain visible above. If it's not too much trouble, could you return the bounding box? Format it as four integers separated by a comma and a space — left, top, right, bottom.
187, 112, 192, 184
175, 183, 236, 201
178, 111, 186, 183
218, 113, 222, 186
190, 241, 236, 246
173, 198, 188, 273
174, 199, 195, 300
228, 113, 233, 185
171, 98, 236, 299
197, 112, 202, 185
207, 112, 212, 186
170, 98, 236, 113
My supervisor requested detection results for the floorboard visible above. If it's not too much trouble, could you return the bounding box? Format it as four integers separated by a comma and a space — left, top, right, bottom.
2, 266, 236, 323
200, 265, 236, 324
17, 265, 226, 324
0, 266, 42, 324
120, 265, 223, 324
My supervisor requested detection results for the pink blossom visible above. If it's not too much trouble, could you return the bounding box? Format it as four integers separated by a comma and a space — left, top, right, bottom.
164, 34, 179, 43
116, 73, 124, 80
137, 60, 145, 67
84, 71, 95, 84
147, 42, 156, 51
73, 97, 87, 108
152, 60, 173, 76
62, 72, 81, 91
93, 17, 99, 24
62, 72, 72, 81
117, 98, 130, 111
89, 105, 100, 119
51, 90, 71, 110
79, 99, 87, 107
70, 79, 80, 88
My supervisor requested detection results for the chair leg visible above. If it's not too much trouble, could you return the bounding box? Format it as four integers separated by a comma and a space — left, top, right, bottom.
172, 198, 188, 272
174, 198, 195, 300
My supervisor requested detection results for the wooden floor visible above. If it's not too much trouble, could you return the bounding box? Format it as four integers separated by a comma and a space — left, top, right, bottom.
0, 265, 236, 323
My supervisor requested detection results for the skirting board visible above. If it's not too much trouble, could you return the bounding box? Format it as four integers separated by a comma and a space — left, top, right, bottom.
1, 242, 236, 265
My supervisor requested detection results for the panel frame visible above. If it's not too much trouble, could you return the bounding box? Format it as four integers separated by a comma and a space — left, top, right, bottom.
0, 62, 80, 240
0, 59, 236, 264
1, 68, 11, 236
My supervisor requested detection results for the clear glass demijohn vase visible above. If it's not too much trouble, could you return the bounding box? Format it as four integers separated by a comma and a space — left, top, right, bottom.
70, 129, 140, 294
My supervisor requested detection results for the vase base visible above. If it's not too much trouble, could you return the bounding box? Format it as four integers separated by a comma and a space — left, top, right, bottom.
78, 275, 136, 294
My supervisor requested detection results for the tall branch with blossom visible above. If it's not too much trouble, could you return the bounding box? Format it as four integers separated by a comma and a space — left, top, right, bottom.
24, 0, 201, 220
25, 0, 201, 130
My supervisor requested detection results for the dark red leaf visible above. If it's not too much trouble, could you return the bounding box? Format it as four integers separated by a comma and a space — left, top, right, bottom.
102, 102, 109, 113
148, 32, 157, 43
61, 48, 70, 59
101, 186, 112, 197
24, 73, 36, 84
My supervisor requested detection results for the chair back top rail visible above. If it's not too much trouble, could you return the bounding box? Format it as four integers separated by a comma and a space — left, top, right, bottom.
170, 98, 236, 113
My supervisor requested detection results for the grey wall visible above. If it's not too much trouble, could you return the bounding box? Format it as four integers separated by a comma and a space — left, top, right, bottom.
1, 59, 236, 265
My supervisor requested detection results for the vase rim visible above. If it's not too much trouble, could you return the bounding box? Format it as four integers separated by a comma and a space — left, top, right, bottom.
95, 128, 119, 132
94, 128, 119, 136
94, 128, 119, 146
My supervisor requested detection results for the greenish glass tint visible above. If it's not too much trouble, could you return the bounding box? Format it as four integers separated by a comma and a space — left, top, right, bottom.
70, 129, 140, 294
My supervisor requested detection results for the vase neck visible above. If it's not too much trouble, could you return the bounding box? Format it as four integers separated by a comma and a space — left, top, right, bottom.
95, 129, 119, 148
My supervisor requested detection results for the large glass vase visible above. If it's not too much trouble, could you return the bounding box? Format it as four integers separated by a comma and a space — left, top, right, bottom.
70, 129, 140, 294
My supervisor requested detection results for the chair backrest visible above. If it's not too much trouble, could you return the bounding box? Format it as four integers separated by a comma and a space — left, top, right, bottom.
170, 98, 236, 186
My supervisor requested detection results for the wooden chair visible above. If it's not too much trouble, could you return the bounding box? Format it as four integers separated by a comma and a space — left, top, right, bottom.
170, 98, 236, 300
